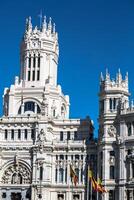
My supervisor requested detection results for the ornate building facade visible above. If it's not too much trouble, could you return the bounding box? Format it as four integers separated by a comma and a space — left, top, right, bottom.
98, 70, 134, 200
0, 17, 97, 200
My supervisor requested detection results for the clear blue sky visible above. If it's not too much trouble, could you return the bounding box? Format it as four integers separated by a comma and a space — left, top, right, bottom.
0, 0, 134, 136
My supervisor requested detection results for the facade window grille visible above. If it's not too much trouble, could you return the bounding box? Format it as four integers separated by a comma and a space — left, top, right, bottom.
11, 130, 14, 140
18, 129, 21, 139
60, 131, 63, 141
5, 129, 8, 139
59, 168, 64, 183
110, 166, 115, 179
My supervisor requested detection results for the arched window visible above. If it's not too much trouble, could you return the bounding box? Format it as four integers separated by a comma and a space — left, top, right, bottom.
127, 123, 131, 136
59, 168, 64, 183
11, 173, 22, 184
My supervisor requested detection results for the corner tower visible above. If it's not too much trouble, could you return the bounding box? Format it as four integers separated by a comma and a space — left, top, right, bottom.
98, 69, 130, 200
3, 16, 70, 118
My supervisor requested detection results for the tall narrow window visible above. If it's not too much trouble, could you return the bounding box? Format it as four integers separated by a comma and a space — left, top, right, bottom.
33, 54, 36, 68
74, 131, 78, 140
75, 168, 79, 182
31, 129, 35, 140
60, 131, 63, 141
109, 190, 115, 200
5, 129, 8, 139
28, 71, 30, 81
110, 98, 112, 110
29, 55, 31, 68
127, 123, 131, 136
59, 168, 64, 183
38, 55, 40, 68
11, 130, 14, 140
55, 168, 58, 182
24, 129, 28, 139
32, 71, 35, 81
37, 70, 40, 81
113, 98, 116, 110
18, 129, 21, 139
67, 131, 70, 140
40, 166, 43, 180
110, 166, 115, 179
132, 163, 134, 178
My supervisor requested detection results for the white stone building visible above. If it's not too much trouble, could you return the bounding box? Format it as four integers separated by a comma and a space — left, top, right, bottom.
0, 16, 97, 200
98, 70, 134, 200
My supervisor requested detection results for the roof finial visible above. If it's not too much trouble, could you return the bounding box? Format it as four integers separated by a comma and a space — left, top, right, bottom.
38, 10, 43, 29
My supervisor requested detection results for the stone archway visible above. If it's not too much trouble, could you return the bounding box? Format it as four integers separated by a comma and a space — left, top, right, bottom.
1, 162, 31, 184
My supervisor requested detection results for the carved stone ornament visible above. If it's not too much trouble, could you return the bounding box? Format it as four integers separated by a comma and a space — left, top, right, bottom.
2, 163, 31, 184
107, 125, 116, 137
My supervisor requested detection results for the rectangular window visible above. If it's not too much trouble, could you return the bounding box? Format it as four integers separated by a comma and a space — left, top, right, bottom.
74, 131, 78, 140
57, 194, 64, 200
11, 130, 14, 140
37, 70, 40, 81
38, 56, 40, 68
31, 129, 35, 140
60, 155, 64, 160
67, 131, 70, 140
28, 57, 31, 68
40, 166, 43, 180
110, 151, 115, 157
60, 131, 63, 141
24, 129, 28, 139
33, 55, 36, 68
5, 129, 8, 139
109, 190, 115, 200
18, 129, 21, 139
110, 166, 115, 179
28, 71, 30, 81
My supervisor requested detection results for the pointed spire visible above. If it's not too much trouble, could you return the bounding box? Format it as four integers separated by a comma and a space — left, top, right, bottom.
105, 68, 110, 81
116, 68, 122, 84
131, 100, 133, 108
42, 16, 47, 31
48, 17, 52, 32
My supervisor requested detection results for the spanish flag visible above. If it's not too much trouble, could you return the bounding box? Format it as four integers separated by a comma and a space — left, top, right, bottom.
70, 165, 78, 186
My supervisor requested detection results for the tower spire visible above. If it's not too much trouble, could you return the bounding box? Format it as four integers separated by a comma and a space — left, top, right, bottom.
42, 16, 47, 31
48, 17, 52, 32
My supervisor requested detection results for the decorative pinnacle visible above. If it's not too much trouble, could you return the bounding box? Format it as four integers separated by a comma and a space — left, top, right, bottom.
26, 16, 32, 31
100, 72, 104, 81
48, 17, 52, 31
42, 16, 47, 31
